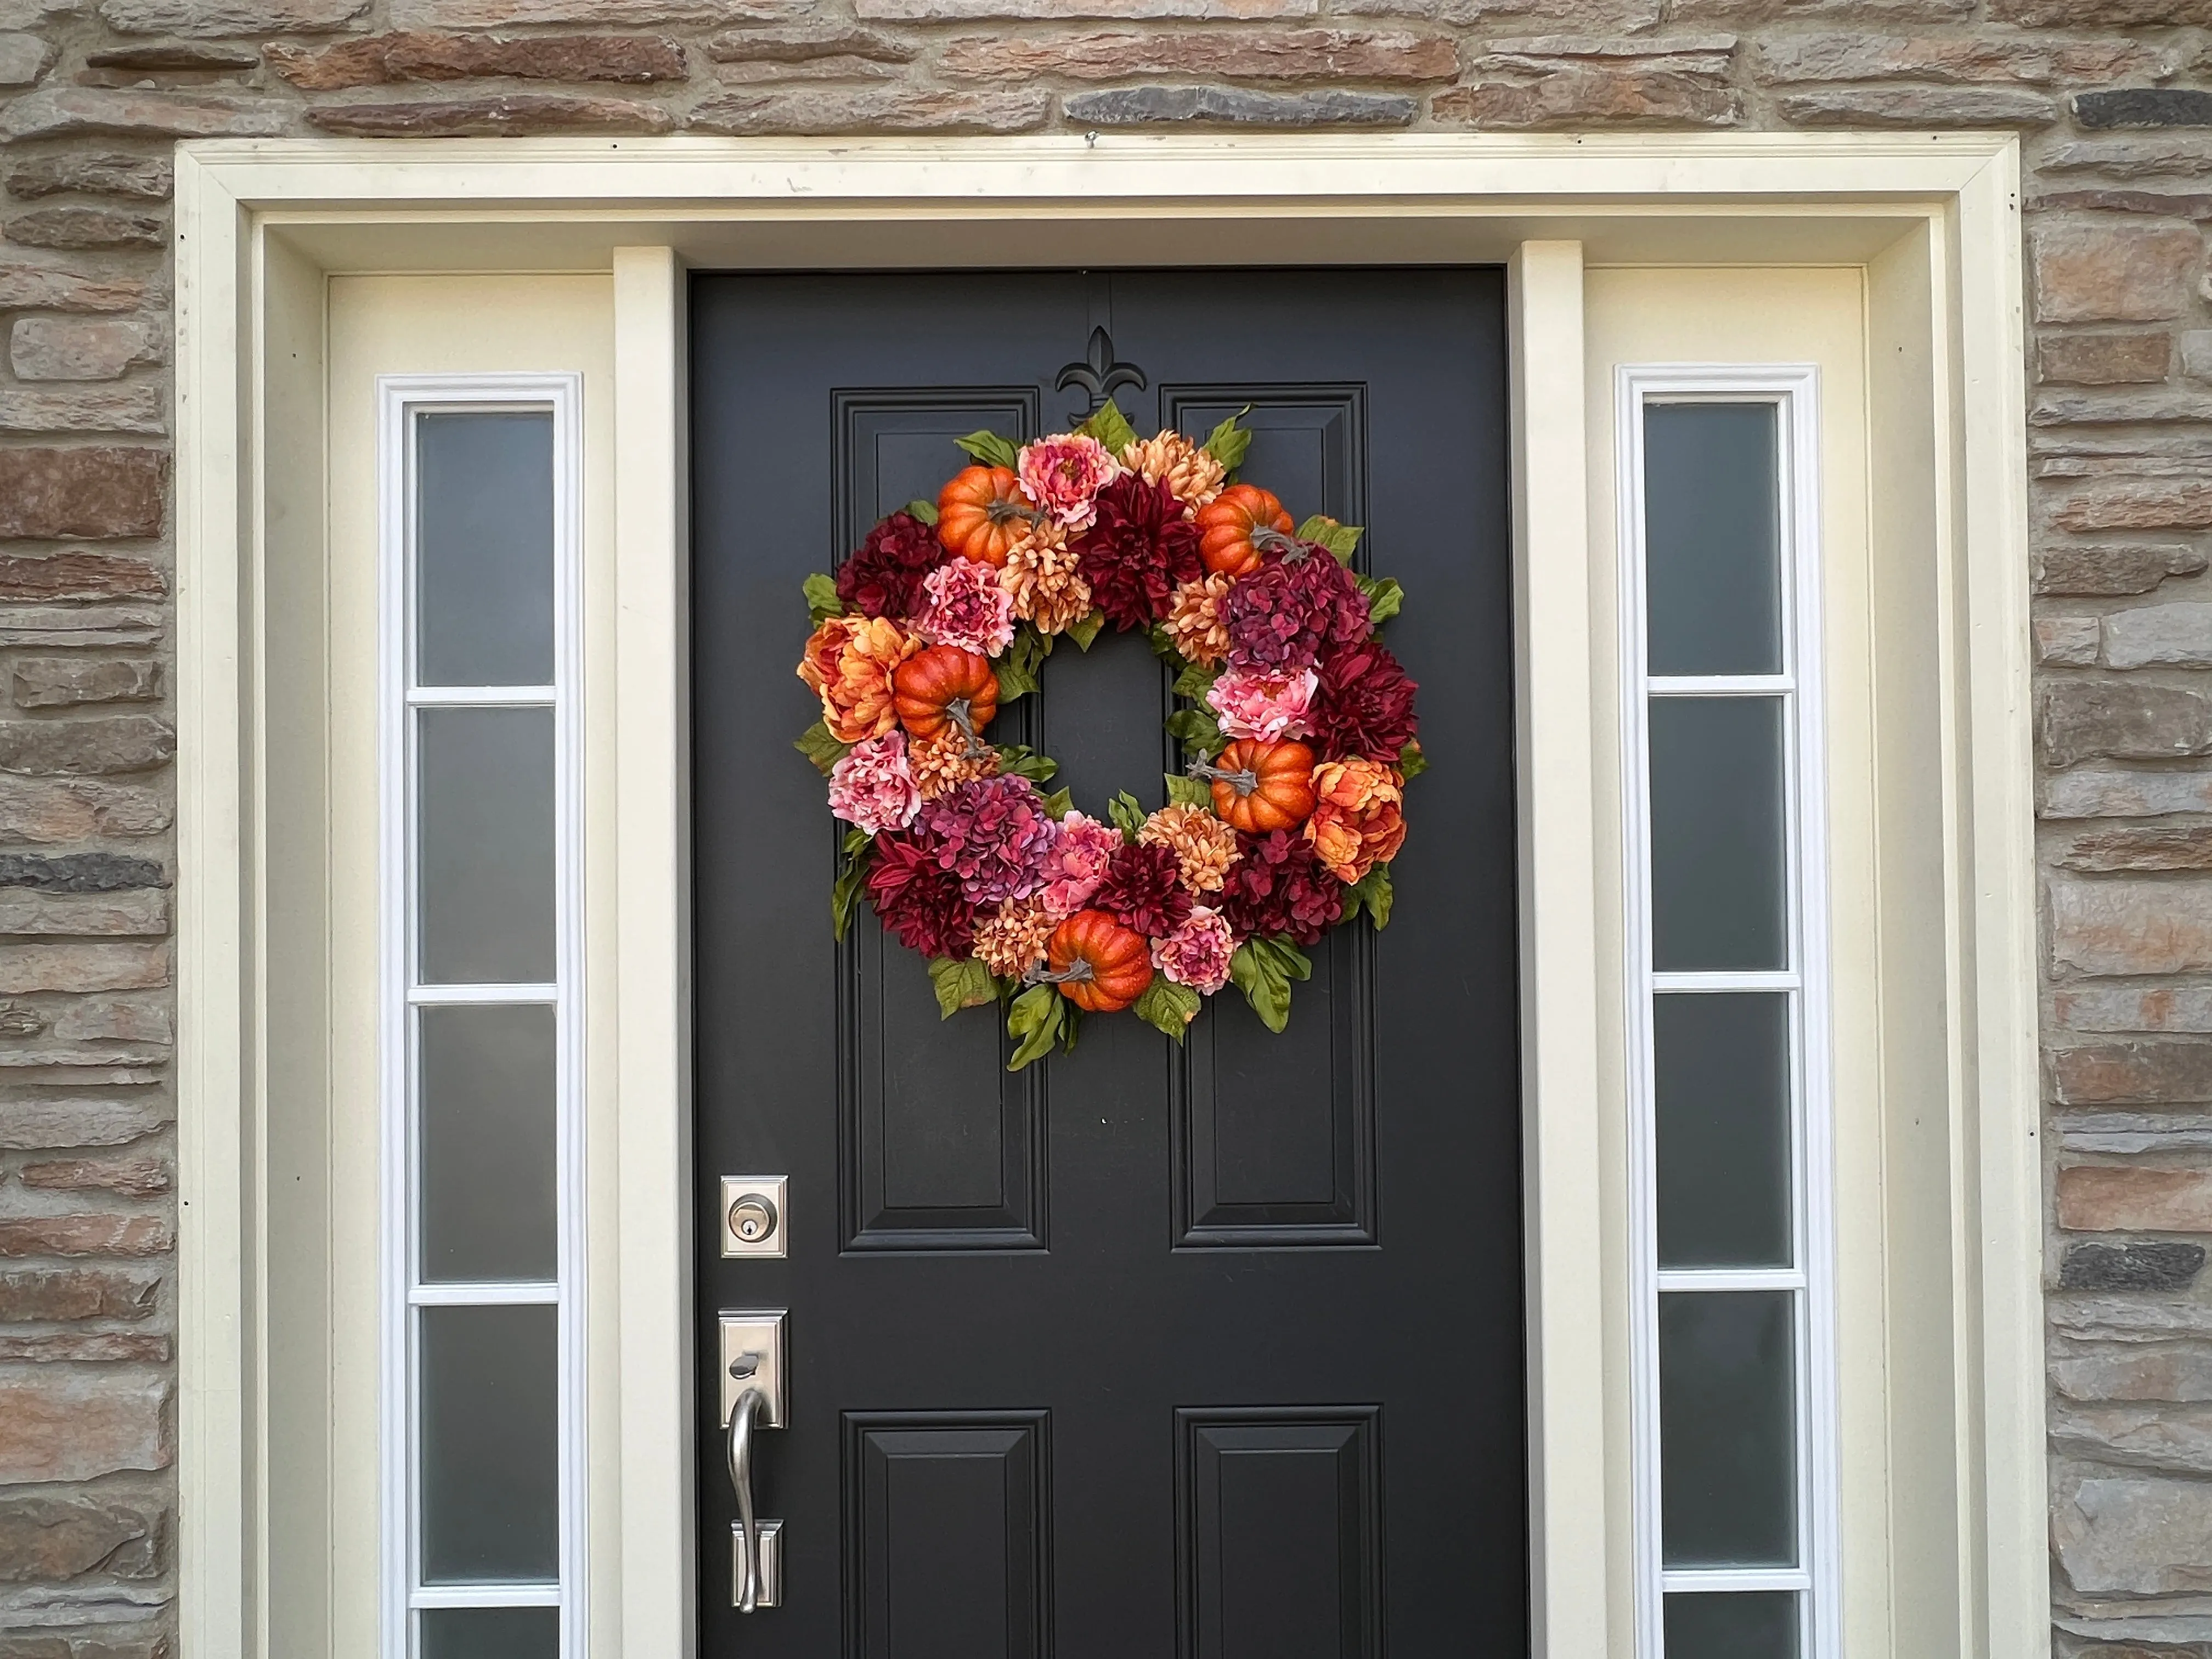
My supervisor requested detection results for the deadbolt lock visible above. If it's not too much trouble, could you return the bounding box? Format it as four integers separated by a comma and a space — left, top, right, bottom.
720, 1175, 788, 1258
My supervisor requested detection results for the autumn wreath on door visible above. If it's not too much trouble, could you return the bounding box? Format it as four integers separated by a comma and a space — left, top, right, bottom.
793, 404, 1420, 1071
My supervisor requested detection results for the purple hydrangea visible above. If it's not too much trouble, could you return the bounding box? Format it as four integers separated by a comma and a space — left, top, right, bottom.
1222, 545, 1370, 670
919, 774, 1062, 905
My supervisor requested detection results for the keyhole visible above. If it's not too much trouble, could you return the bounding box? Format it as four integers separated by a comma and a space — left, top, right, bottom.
730, 1193, 777, 1244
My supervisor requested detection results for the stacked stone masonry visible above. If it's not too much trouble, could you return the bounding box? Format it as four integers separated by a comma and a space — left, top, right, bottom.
0, 0, 2205, 1649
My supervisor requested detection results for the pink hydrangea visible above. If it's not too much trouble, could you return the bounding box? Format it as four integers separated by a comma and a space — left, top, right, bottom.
1152, 906, 1237, 994
826, 731, 921, 836
1035, 811, 1121, 918
1017, 434, 1120, 533
918, 556, 1017, 658
918, 775, 1060, 905
1206, 665, 1319, 743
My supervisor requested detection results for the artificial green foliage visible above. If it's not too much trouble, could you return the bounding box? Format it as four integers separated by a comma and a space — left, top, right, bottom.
803, 572, 844, 625
954, 430, 1020, 470
928, 955, 999, 1018
1133, 977, 1203, 1041
795, 720, 852, 776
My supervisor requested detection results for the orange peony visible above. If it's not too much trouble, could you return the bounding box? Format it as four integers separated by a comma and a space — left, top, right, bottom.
797, 614, 917, 743
1304, 757, 1407, 883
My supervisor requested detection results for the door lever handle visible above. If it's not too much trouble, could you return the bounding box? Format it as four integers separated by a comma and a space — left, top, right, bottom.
726, 1385, 768, 1612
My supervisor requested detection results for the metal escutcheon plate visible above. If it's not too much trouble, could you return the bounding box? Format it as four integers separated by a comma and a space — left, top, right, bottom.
719, 1309, 788, 1426
731, 1518, 783, 1609
720, 1175, 789, 1259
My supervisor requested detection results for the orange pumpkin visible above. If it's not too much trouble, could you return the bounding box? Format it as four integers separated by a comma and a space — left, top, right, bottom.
1206, 738, 1319, 834
893, 645, 1000, 740
1195, 484, 1295, 578
1046, 909, 1155, 1013
936, 465, 1032, 568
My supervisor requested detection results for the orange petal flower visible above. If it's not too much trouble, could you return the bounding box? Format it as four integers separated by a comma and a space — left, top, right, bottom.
798, 614, 918, 743
1305, 757, 1407, 883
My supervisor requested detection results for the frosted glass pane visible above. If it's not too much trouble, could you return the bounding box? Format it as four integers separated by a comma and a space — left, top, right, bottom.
1649, 697, 1786, 972
418, 707, 556, 985
1655, 993, 1792, 1269
1644, 402, 1783, 678
420, 1606, 559, 1659
415, 411, 555, 688
1664, 1592, 1798, 1659
420, 1304, 559, 1583
419, 1005, 557, 1283
1660, 1291, 1796, 1567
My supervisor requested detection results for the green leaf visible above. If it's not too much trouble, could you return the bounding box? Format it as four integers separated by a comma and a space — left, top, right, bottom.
1172, 659, 1220, 702
994, 744, 1059, 783
1398, 741, 1429, 780
903, 498, 940, 526
1107, 791, 1148, 836
1133, 977, 1204, 1042
831, 837, 874, 941
1058, 1002, 1084, 1057
1163, 772, 1212, 809
1074, 397, 1139, 456
1357, 573, 1404, 627
1343, 865, 1394, 930
994, 654, 1039, 704
1066, 607, 1106, 651
1041, 786, 1074, 820
1146, 624, 1183, 661
1165, 707, 1226, 758
1006, 983, 1065, 1072
1229, 940, 1295, 1034
1295, 515, 1364, 563
1201, 405, 1254, 473
1255, 935, 1313, 984
927, 955, 998, 1018
955, 430, 1020, 470
795, 720, 852, 776
803, 572, 844, 625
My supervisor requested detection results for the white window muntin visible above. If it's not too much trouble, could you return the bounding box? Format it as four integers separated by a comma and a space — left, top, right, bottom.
377, 373, 588, 1659
1616, 365, 1839, 1659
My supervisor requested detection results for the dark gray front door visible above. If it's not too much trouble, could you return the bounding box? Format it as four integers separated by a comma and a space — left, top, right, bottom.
690, 268, 1523, 1657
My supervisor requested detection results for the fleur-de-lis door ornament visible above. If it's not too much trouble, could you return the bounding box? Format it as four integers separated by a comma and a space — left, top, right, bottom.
1056, 325, 1147, 422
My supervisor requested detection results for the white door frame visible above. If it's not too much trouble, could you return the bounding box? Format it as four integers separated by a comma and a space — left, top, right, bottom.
172, 132, 2038, 1659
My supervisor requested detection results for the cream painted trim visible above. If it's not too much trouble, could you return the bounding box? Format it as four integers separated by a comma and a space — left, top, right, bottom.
172, 133, 2040, 1659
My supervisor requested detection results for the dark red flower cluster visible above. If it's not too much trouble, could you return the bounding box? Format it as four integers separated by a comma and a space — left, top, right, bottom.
1307, 640, 1419, 763
1218, 830, 1345, 946
864, 830, 977, 959
836, 510, 941, 622
1074, 475, 1204, 630
1092, 840, 1194, 938
1222, 546, 1369, 670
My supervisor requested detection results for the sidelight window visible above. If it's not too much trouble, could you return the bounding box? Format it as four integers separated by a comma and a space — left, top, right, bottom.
380, 378, 585, 1659
1618, 373, 1837, 1659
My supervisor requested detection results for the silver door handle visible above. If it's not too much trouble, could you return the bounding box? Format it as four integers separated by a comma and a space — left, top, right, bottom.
727, 1384, 766, 1612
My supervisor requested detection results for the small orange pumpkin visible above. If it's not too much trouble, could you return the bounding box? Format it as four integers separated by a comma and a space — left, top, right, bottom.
893, 645, 1000, 740
1046, 909, 1155, 1013
1206, 738, 1319, 834
936, 465, 1032, 568
1195, 484, 1295, 578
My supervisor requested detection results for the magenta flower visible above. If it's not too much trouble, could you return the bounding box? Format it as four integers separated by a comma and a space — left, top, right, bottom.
1152, 906, 1237, 994
1036, 811, 1120, 918
918, 774, 1060, 905
826, 731, 922, 836
1206, 665, 1318, 743
918, 557, 1017, 658
1017, 433, 1120, 532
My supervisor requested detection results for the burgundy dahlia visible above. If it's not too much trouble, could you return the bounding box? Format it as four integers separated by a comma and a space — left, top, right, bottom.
1092, 840, 1195, 939
865, 830, 978, 958
837, 510, 943, 622
1073, 475, 1204, 630
1222, 545, 1370, 672
919, 774, 1060, 905
1306, 640, 1419, 764
1218, 830, 1345, 947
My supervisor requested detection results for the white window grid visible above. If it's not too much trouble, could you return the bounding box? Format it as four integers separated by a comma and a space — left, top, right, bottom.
1615, 365, 1839, 1659
377, 373, 588, 1659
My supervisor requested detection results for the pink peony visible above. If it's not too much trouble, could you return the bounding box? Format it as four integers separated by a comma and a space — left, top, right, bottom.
1017, 434, 1120, 533
918, 557, 1017, 658
1035, 811, 1121, 918
1206, 665, 1318, 743
918, 775, 1061, 905
826, 731, 922, 835
1152, 906, 1237, 994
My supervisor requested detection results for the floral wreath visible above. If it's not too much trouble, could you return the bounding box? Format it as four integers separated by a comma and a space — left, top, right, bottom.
793, 401, 1422, 1071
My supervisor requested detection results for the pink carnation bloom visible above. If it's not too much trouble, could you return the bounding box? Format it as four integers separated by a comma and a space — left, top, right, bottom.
918, 556, 1017, 658
1036, 811, 1121, 918
1152, 906, 1237, 994
1017, 433, 1120, 532
1206, 665, 1319, 743
826, 731, 922, 836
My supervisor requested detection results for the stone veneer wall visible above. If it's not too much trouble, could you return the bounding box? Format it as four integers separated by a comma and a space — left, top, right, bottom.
0, 0, 2210, 1652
